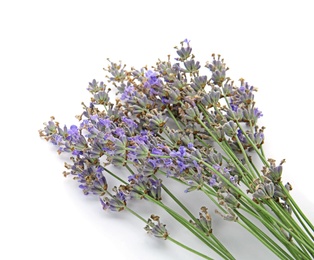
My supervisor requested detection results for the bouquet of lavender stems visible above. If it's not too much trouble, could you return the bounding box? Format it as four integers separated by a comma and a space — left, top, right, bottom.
39, 40, 314, 260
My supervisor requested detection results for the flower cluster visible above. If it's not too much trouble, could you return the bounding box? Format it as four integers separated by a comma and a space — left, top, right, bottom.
40, 40, 314, 260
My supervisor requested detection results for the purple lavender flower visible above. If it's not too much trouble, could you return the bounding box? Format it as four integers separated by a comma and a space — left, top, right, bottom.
121, 85, 135, 100
176, 39, 192, 61
177, 160, 188, 172
77, 166, 108, 196
145, 216, 168, 239
67, 125, 80, 142
51, 134, 63, 145
90, 114, 98, 121
145, 70, 161, 86
163, 158, 173, 167
213, 164, 221, 171
183, 38, 190, 45
148, 179, 162, 200
170, 146, 187, 158
237, 129, 246, 143
72, 150, 83, 156
151, 148, 164, 156
114, 127, 125, 137
187, 143, 194, 149
99, 118, 111, 128
254, 108, 263, 118
209, 176, 217, 187
144, 70, 162, 95
79, 119, 90, 128
148, 159, 158, 168
122, 116, 138, 130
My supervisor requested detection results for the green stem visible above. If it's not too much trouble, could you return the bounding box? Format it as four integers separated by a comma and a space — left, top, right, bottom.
236, 196, 301, 258
266, 200, 314, 256
194, 156, 312, 250
124, 205, 147, 222
167, 237, 214, 260
234, 135, 258, 180
279, 183, 314, 232
240, 203, 312, 259
202, 184, 298, 259
239, 206, 304, 259
201, 186, 228, 214
124, 206, 213, 260
143, 194, 235, 260
103, 167, 127, 184
288, 201, 314, 242
160, 179, 235, 260
235, 210, 294, 260
260, 144, 266, 158
166, 106, 183, 130
160, 182, 197, 223
197, 104, 253, 182
105, 164, 234, 259
235, 121, 269, 167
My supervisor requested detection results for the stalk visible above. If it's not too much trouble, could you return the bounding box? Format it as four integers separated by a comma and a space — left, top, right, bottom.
123, 201, 214, 260
105, 165, 234, 259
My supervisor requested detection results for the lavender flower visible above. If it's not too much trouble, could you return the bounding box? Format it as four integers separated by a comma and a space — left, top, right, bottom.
39, 40, 314, 260
144, 215, 168, 239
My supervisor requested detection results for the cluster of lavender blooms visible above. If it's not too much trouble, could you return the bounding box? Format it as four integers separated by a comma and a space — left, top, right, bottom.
40, 40, 314, 260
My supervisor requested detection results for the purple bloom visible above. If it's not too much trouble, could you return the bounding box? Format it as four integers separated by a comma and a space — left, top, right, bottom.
148, 159, 158, 168
193, 160, 202, 174
163, 158, 173, 167
115, 127, 125, 137
145, 70, 159, 85
67, 125, 81, 142
213, 164, 221, 171
254, 108, 263, 118
170, 146, 187, 158
148, 179, 162, 200
100, 197, 109, 210
239, 82, 254, 93
122, 117, 138, 130
229, 98, 238, 112
96, 173, 107, 189
128, 134, 148, 145
68, 125, 78, 135
117, 191, 126, 202
152, 148, 163, 156
51, 134, 63, 145
183, 38, 190, 45
209, 174, 218, 187
99, 118, 111, 128
237, 129, 246, 143
140, 130, 148, 136
230, 176, 237, 185
223, 167, 231, 174
72, 150, 83, 156
80, 119, 90, 128
179, 146, 186, 157
90, 114, 98, 121
187, 143, 194, 149
128, 174, 138, 182
161, 97, 170, 104
79, 184, 89, 195
144, 70, 162, 96
121, 85, 135, 100
178, 160, 188, 172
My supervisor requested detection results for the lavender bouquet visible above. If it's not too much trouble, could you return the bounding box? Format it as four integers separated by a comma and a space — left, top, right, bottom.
39, 40, 314, 259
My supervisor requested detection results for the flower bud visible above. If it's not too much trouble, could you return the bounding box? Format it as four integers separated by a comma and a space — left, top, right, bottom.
264, 181, 275, 197
222, 121, 238, 137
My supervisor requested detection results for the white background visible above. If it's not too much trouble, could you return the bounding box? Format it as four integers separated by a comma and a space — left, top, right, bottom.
1, 1, 313, 259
